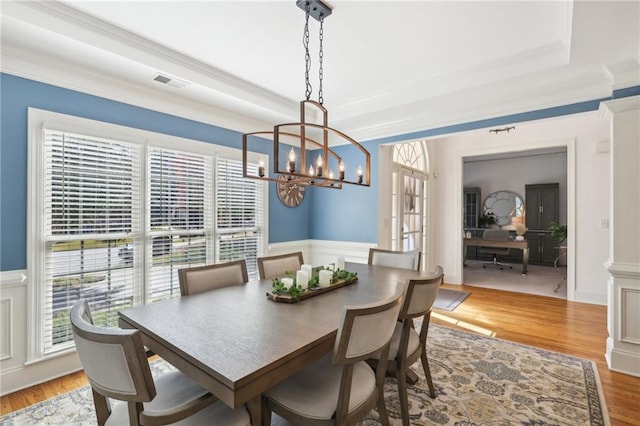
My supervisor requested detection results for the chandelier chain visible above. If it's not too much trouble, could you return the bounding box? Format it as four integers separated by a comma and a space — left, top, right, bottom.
303, 5, 312, 100
318, 17, 324, 104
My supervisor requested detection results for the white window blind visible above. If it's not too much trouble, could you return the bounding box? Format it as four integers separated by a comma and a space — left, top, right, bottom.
216, 158, 263, 278
33, 110, 267, 357
147, 148, 213, 303
43, 129, 141, 353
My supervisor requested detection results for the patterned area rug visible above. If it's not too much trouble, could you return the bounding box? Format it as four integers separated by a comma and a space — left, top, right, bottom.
0, 324, 609, 426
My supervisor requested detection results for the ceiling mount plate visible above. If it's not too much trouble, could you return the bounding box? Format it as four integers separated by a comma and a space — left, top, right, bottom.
296, 0, 332, 21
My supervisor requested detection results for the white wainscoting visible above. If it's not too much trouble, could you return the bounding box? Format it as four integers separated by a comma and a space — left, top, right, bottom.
1, 270, 84, 396
1, 239, 376, 395
606, 261, 640, 377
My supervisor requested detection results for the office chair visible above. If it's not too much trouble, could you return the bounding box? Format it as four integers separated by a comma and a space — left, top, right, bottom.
478, 229, 513, 270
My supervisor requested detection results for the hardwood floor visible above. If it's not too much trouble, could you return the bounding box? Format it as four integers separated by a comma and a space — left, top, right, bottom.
2, 284, 639, 425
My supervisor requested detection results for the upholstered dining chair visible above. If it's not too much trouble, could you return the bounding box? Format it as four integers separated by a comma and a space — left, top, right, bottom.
70, 299, 250, 426
262, 285, 404, 426
368, 248, 421, 271
368, 267, 444, 426
478, 229, 513, 270
257, 251, 304, 279
178, 259, 248, 296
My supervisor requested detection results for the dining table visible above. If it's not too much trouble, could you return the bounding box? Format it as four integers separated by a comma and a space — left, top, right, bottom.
118, 261, 434, 424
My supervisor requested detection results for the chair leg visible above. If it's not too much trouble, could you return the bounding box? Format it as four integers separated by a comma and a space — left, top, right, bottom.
405, 368, 419, 385
376, 386, 390, 426
420, 351, 436, 399
397, 366, 411, 426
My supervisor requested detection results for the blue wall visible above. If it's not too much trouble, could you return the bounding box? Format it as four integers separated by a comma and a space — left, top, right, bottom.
308, 89, 640, 243
0, 73, 311, 270
1, 72, 638, 271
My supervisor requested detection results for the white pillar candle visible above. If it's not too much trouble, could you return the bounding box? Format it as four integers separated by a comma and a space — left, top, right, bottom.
301, 264, 313, 275
296, 270, 309, 290
319, 270, 332, 288
281, 277, 294, 289
336, 257, 345, 270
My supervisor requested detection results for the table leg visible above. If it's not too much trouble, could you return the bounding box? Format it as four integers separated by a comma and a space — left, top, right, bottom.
522, 247, 529, 276
247, 396, 262, 426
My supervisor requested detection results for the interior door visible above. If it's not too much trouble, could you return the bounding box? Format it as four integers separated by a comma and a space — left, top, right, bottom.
392, 166, 427, 265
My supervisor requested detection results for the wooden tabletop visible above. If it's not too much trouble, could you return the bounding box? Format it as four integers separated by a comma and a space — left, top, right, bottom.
118, 262, 432, 416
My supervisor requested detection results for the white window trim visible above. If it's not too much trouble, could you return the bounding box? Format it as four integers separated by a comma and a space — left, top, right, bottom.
27, 108, 268, 363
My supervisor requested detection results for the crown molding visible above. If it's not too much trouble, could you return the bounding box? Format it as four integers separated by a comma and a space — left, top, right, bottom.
1, 44, 274, 135
4, 0, 299, 117
599, 95, 640, 121
604, 59, 640, 90
332, 42, 571, 123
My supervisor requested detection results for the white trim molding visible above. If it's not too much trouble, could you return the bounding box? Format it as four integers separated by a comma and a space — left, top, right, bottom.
600, 95, 640, 377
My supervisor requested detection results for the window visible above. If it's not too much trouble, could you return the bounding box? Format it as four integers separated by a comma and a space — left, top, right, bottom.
28, 109, 266, 359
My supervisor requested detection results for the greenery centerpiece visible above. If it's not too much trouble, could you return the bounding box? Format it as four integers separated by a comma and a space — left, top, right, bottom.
270, 266, 358, 302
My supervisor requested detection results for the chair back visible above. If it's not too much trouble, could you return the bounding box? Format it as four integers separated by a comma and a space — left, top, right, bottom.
257, 252, 304, 279
482, 229, 510, 240
480, 229, 510, 255
333, 284, 404, 364
399, 267, 444, 320
70, 300, 155, 403
368, 248, 421, 271
179, 259, 248, 296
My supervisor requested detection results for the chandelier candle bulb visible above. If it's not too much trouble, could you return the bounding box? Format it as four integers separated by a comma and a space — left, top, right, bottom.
258, 157, 265, 177
339, 160, 345, 180
288, 147, 296, 173
316, 154, 323, 177
308, 164, 314, 176
336, 256, 345, 270
296, 270, 309, 289
318, 270, 332, 288
357, 165, 363, 184
281, 277, 294, 289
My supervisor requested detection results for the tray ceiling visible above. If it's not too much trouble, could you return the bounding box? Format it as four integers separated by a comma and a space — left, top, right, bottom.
1, 1, 638, 140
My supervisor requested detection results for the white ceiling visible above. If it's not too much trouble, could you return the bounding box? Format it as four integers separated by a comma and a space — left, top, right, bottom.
2, 1, 639, 141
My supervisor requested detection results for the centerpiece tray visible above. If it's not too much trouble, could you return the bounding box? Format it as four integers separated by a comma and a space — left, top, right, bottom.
267, 274, 358, 303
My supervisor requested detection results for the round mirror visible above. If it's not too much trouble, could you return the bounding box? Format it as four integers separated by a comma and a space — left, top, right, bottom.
483, 191, 524, 226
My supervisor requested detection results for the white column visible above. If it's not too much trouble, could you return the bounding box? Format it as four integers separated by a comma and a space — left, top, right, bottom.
599, 95, 640, 377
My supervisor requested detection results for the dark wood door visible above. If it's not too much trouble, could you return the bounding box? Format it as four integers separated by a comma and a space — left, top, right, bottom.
525, 183, 559, 231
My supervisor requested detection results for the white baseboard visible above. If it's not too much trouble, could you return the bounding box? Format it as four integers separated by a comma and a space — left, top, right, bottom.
573, 289, 607, 305
1, 352, 83, 396
606, 337, 640, 377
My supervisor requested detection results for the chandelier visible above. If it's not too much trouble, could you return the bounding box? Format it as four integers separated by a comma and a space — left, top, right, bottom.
242, 0, 370, 189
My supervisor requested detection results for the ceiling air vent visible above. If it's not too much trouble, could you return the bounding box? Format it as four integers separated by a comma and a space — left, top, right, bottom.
153, 73, 189, 89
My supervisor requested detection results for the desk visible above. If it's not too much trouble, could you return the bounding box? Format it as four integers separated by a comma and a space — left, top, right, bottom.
118, 262, 430, 424
463, 237, 529, 275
